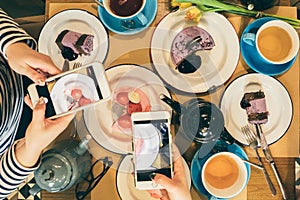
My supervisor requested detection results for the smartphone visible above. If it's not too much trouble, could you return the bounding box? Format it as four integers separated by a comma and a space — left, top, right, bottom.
131, 111, 173, 190
27, 62, 111, 119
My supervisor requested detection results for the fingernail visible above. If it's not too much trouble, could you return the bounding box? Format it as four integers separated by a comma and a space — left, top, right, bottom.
36, 79, 45, 86
149, 173, 156, 180
38, 97, 45, 104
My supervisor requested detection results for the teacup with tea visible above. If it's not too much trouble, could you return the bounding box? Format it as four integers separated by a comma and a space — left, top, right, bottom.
102, 0, 148, 26
242, 20, 299, 65
201, 152, 248, 199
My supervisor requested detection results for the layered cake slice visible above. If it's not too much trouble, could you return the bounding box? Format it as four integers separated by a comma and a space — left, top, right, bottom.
170, 26, 215, 66
240, 90, 269, 124
55, 30, 94, 61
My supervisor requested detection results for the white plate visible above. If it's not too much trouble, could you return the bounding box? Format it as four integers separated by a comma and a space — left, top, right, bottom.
116, 155, 191, 200
38, 9, 108, 69
83, 64, 172, 154
50, 73, 99, 114
219, 73, 293, 145
134, 124, 160, 170
151, 10, 239, 93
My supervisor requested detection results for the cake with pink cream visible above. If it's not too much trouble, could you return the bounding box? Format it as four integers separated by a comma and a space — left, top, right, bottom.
112, 87, 151, 134
240, 90, 269, 124
170, 26, 215, 66
55, 30, 94, 61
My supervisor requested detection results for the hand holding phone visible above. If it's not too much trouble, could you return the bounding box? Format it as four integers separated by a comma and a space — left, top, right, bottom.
131, 111, 173, 190
27, 62, 111, 119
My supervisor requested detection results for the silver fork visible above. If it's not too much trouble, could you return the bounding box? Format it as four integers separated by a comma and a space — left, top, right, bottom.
73, 62, 82, 69
241, 125, 276, 196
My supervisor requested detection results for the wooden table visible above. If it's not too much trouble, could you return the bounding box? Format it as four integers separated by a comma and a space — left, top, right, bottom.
42, 0, 299, 199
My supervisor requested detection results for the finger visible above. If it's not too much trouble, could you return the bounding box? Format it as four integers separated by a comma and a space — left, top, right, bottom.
153, 174, 174, 191
23, 67, 46, 83
173, 156, 185, 175
32, 54, 61, 75
49, 113, 74, 129
24, 94, 34, 110
160, 189, 170, 200
171, 143, 181, 161
32, 97, 46, 123
147, 189, 162, 199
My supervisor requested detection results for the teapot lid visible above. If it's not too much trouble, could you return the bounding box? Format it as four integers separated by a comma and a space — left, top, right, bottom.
183, 99, 224, 143
34, 152, 72, 192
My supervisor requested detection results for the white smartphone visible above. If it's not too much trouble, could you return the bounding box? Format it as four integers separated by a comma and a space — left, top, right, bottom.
27, 62, 111, 119
131, 111, 173, 190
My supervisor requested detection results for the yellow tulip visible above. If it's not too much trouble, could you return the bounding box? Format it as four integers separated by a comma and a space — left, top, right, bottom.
171, 0, 180, 7
185, 7, 202, 22
179, 2, 193, 8
171, 0, 192, 8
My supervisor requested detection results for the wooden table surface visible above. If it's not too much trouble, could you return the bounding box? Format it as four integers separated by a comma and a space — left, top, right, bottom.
42, 0, 299, 199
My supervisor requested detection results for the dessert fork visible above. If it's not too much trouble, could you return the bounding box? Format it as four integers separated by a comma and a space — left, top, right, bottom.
241, 125, 276, 196
73, 62, 82, 69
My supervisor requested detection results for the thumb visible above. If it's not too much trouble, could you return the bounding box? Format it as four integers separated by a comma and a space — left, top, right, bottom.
153, 174, 175, 191
32, 97, 46, 123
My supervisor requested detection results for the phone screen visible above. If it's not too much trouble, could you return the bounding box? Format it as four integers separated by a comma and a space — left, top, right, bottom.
36, 65, 103, 118
133, 119, 172, 182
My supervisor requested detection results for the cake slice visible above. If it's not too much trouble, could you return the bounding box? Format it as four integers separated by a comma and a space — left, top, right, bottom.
240, 90, 269, 124
170, 26, 215, 66
55, 30, 94, 61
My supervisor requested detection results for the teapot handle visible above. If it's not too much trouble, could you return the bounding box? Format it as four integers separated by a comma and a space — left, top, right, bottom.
29, 184, 42, 196
159, 94, 183, 115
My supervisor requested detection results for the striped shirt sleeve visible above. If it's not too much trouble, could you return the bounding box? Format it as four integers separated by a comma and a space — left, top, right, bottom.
0, 8, 37, 59
0, 140, 39, 199
0, 8, 39, 199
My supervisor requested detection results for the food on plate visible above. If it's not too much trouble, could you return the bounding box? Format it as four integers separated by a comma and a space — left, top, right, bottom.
170, 26, 215, 73
55, 30, 94, 61
134, 138, 144, 155
127, 102, 143, 114
116, 92, 130, 106
240, 90, 269, 124
112, 87, 151, 134
117, 114, 132, 129
65, 87, 94, 111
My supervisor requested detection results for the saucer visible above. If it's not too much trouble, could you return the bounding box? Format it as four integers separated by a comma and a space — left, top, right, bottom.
97, 0, 157, 35
240, 17, 297, 76
191, 140, 250, 199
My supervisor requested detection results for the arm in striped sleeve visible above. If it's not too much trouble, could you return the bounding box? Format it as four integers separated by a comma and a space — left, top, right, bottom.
0, 8, 37, 59
0, 140, 39, 199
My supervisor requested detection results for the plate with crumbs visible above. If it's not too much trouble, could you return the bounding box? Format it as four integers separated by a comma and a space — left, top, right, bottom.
38, 9, 108, 69
151, 9, 239, 93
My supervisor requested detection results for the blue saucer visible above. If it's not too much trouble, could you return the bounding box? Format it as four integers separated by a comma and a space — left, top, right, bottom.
191, 140, 251, 199
240, 17, 297, 76
97, 0, 157, 35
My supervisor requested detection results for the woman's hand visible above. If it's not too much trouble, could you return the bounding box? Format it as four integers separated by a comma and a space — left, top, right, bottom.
148, 146, 192, 200
6, 42, 61, 84
15, 96, 74, 168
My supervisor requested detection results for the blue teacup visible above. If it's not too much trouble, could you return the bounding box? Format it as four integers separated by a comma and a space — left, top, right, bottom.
241, 18, 299, 76
102, 0, 148, 26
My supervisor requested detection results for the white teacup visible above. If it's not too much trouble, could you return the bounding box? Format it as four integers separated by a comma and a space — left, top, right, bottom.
202, 152, 248, 199
242, 20, 299, 65
102, 0, 148, 26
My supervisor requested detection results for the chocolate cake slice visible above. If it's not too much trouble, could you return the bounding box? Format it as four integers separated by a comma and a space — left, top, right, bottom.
170, 26, 215, 66
240, 90, 269, 124
55, 30, 94, 61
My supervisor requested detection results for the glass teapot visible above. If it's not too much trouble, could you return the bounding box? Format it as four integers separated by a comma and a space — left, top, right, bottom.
29, 137, 92, 195
160, 94, 235, 164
